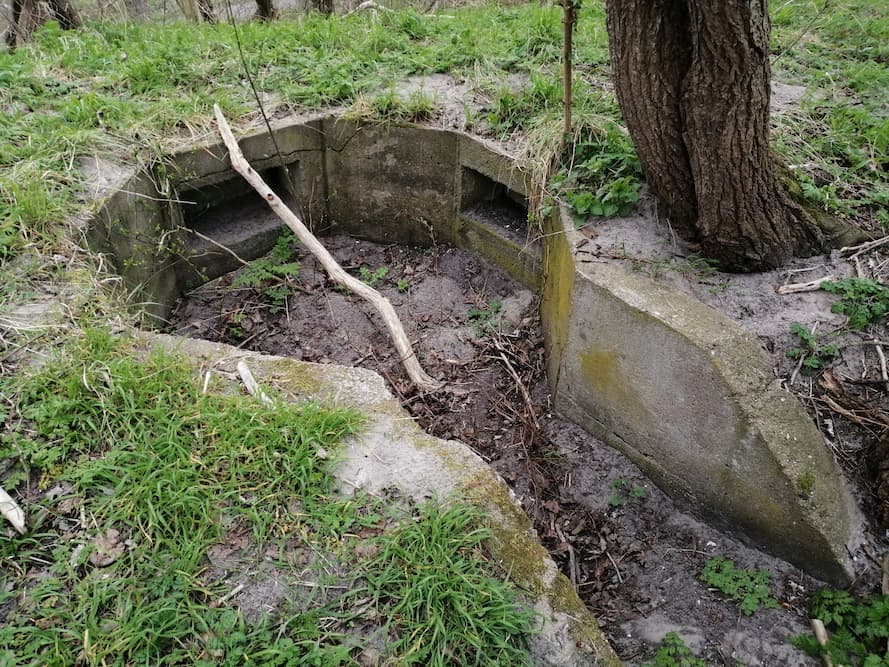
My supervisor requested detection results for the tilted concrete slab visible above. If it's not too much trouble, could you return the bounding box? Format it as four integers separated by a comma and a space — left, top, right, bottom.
541, 207, 861, 584
141, 332, 621, 667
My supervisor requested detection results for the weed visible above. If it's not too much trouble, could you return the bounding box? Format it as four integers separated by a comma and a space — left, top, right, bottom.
821, 278, 889, 330
797, 471, 817, 499
396, 277, 410, 293
553, 123, 643, 222
642, 632, 706, 667
700, 556, 779, 616
358, 265, 388, 287
786, 323, 841, 373
792, 589, 889, 666
467, 299, 503, 328
231, 229, 300, 312
608, 477, 647, 507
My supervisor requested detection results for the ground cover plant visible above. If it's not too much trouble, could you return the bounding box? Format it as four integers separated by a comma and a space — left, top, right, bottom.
792, 589, 889, 665
0, 329, 534, 665
699, 556, 780, 616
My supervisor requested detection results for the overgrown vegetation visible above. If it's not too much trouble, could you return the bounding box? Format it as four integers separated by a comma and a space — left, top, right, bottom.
822, 278, 889, 330
642, 632, 706, 667
771, 0, 889, 230
792, 589, 889, 666
0, 329, 534, 664
699, 556, 779, 616
231, 228, 301, 312
786, 322, 841, 372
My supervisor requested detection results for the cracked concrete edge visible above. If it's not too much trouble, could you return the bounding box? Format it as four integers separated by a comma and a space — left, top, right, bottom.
543, 207, 861, 584
138, 332, 621, 667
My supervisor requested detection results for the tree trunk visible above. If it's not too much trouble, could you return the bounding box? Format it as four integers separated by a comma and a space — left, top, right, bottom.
5, 0, 25, 48
606, 0, 824, 271
6, 0, 79, 49
123, 0, 150, 20
197, 0, 215, 22
46, 0, 81, 29
311, 0, 333, 15
254, 0, 277, 19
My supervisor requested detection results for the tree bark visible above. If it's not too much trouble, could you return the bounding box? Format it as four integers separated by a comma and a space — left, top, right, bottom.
312, 0, 333, 15
606, 0, 824, 271
254, 0, 277, 20
45, 0, 81, 29
6, 0, 79, 48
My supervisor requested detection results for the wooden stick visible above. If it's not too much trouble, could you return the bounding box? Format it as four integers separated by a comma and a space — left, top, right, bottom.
236, 360, 274, 406
840, 234, 889, 257
777, 275, 835, 295
0, 486, 26, 535
810, 619, 834, 667
214, 105, 442, 392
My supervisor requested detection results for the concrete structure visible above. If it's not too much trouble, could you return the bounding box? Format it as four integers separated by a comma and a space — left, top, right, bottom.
143, 333, 620, 667
541, 208, 859, 584
87, 115, 859, 584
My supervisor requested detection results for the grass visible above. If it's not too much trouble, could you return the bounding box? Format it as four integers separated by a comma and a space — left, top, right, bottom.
771, 0, 889, 229
1, 0, 885, 269
0, 328, 535, 665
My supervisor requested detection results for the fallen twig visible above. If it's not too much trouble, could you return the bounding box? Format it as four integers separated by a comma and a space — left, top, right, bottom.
0, 486, 26, 535
236, 360, 274, 406
214, 105, 441, 393
777, 275, 835, 295
874, 342, 889, 393
810, 619, 834, 667
840, 234, 889, 257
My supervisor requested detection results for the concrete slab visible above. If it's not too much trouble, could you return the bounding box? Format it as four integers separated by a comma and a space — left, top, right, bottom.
141, 332, 621, 667
541, 206, 860, 584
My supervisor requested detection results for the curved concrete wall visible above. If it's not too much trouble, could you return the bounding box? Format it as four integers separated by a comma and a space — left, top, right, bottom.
87, 116, 859, 583
87, 116, 540, 323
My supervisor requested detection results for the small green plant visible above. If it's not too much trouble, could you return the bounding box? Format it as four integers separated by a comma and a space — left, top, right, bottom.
797, 471, 817, 499
700, 556, 779, 616
359, 265, 389, 287
396, 277, 410, 293
554, 124, 643, 222
225, 309, 247, 339
792, 589, 889, 666
786, 323, 841, 373
821, 278, 889, 330
231, 229, 301, 312
467, 300, 503, 328
608, 477, 647, 507
642, 632, 706, 667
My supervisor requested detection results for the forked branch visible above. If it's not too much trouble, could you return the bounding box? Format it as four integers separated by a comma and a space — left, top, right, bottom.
213, 105, 442, 392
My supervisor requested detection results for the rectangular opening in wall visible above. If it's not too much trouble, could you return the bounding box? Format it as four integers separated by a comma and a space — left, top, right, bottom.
178, 166, 298, 279
460, 167, 531, 246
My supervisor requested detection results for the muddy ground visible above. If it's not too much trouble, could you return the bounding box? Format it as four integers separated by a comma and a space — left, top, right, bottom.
171, 229, 887, 665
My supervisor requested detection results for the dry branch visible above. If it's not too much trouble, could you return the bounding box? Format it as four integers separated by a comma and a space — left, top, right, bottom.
236, 360, 274, 406
777, 275, 835, 295
810, 619, 834, 667
214, 105, 442, 392
0, 486, 26, 535
840, 234, 889, 257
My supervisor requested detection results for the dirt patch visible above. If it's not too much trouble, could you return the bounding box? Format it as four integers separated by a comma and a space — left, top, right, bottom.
170, 233, 886, 664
